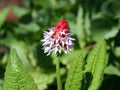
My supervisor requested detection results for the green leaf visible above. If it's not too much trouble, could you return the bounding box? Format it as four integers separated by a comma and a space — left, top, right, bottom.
65, 53, 84, 90
104, 27, 119, 39
60, 49, 88, 66
13, 6, 29, 18
33, 0, 58, 9
1, 53, 8, 65
0, 79, 3, 90
104, 64, 120, 76
0, 7, 9, 28
4, 49, 38, 90
84, 11, 91, 42
1, 33, 30, 69
91, 20, 118, 41
76, 6, 86, 48
30, 67, 65, 90
115, 46, 120, 57
84, 40, 107, 90
14, 23, 40, 35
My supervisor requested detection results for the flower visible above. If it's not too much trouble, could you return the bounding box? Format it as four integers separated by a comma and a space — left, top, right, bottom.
41, 20, 75, 56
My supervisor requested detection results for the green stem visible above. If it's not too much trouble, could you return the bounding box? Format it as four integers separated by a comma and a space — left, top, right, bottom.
56, 57, 62, 90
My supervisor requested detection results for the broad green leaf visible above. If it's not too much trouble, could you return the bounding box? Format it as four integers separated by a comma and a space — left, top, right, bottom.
115, 12, 120, 19
65, 53, 84, 90
0, 7, 9, 28
84, 40, 107, 90
30, 67, 55, 90
33, 0, 58, 9
30, 67, 65, 90
92, 28, 109, 41
104, 64, 120, 76
34, 9, 49, 26
1, 33, 30, 69
13, 6, 29, 18
115, 46, 120, 57
59, 49, 88, 66
14, 23, 40, 35
4, 49, 38, 90
104, 27, 119, 39
91, 20, 118, 41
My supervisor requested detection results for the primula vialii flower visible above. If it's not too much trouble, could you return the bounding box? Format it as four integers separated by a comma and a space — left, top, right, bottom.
41, 20, 75, 56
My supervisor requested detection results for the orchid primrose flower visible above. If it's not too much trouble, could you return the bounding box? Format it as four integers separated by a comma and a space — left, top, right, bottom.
41, 20, 75, 56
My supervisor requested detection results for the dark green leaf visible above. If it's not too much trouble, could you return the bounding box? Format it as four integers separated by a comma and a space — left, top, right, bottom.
100, 75, 120, 90
0, 79, 3, 90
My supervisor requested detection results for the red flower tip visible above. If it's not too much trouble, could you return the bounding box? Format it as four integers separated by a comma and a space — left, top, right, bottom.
55, 20, 69, 30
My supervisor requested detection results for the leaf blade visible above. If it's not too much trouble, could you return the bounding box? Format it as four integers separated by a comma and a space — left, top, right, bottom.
65, 53, 84, 90
0, 7, 9, 28
84, 40, 107, 90
4, 49, 39, 90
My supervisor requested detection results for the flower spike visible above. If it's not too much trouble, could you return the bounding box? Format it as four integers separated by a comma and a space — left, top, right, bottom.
41, 20, 75, 56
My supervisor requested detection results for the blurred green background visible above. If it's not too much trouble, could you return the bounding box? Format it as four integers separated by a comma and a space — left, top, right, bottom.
0, 0, 120, 90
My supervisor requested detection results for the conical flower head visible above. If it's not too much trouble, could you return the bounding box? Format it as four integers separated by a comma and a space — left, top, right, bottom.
55, 20, 69, 30
41, 20, 75, 56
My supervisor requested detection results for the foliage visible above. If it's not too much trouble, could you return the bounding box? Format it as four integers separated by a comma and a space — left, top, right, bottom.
4, 49, 38, 90
65, 53, 84, 90
0, 0, 120, 90
65, 40, 107, 90
84, 40, 107, 90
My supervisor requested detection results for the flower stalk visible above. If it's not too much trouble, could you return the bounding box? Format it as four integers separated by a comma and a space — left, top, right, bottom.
56, 56, 62, 90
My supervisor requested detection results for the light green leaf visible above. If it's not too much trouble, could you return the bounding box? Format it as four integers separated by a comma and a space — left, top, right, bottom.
65, 53, 84, 90
104, 27, 119, 39
115, 46, 120, 57
0, 7, 9, 28
60, 49, 88, 66
30, 67, 55, 90
33, 0, 58, 9
76, 6, 86, 48
104, 64, 120, 76
76, 6, 84, 38
14, 23, 40, 35
30, 67, 65, 90
4, 49, 38, 90
13, 6, 29, 18
1, 33, 30, 69
84, 11, 92, 43
84, 40, 107, 90
1, 52, 8, 65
